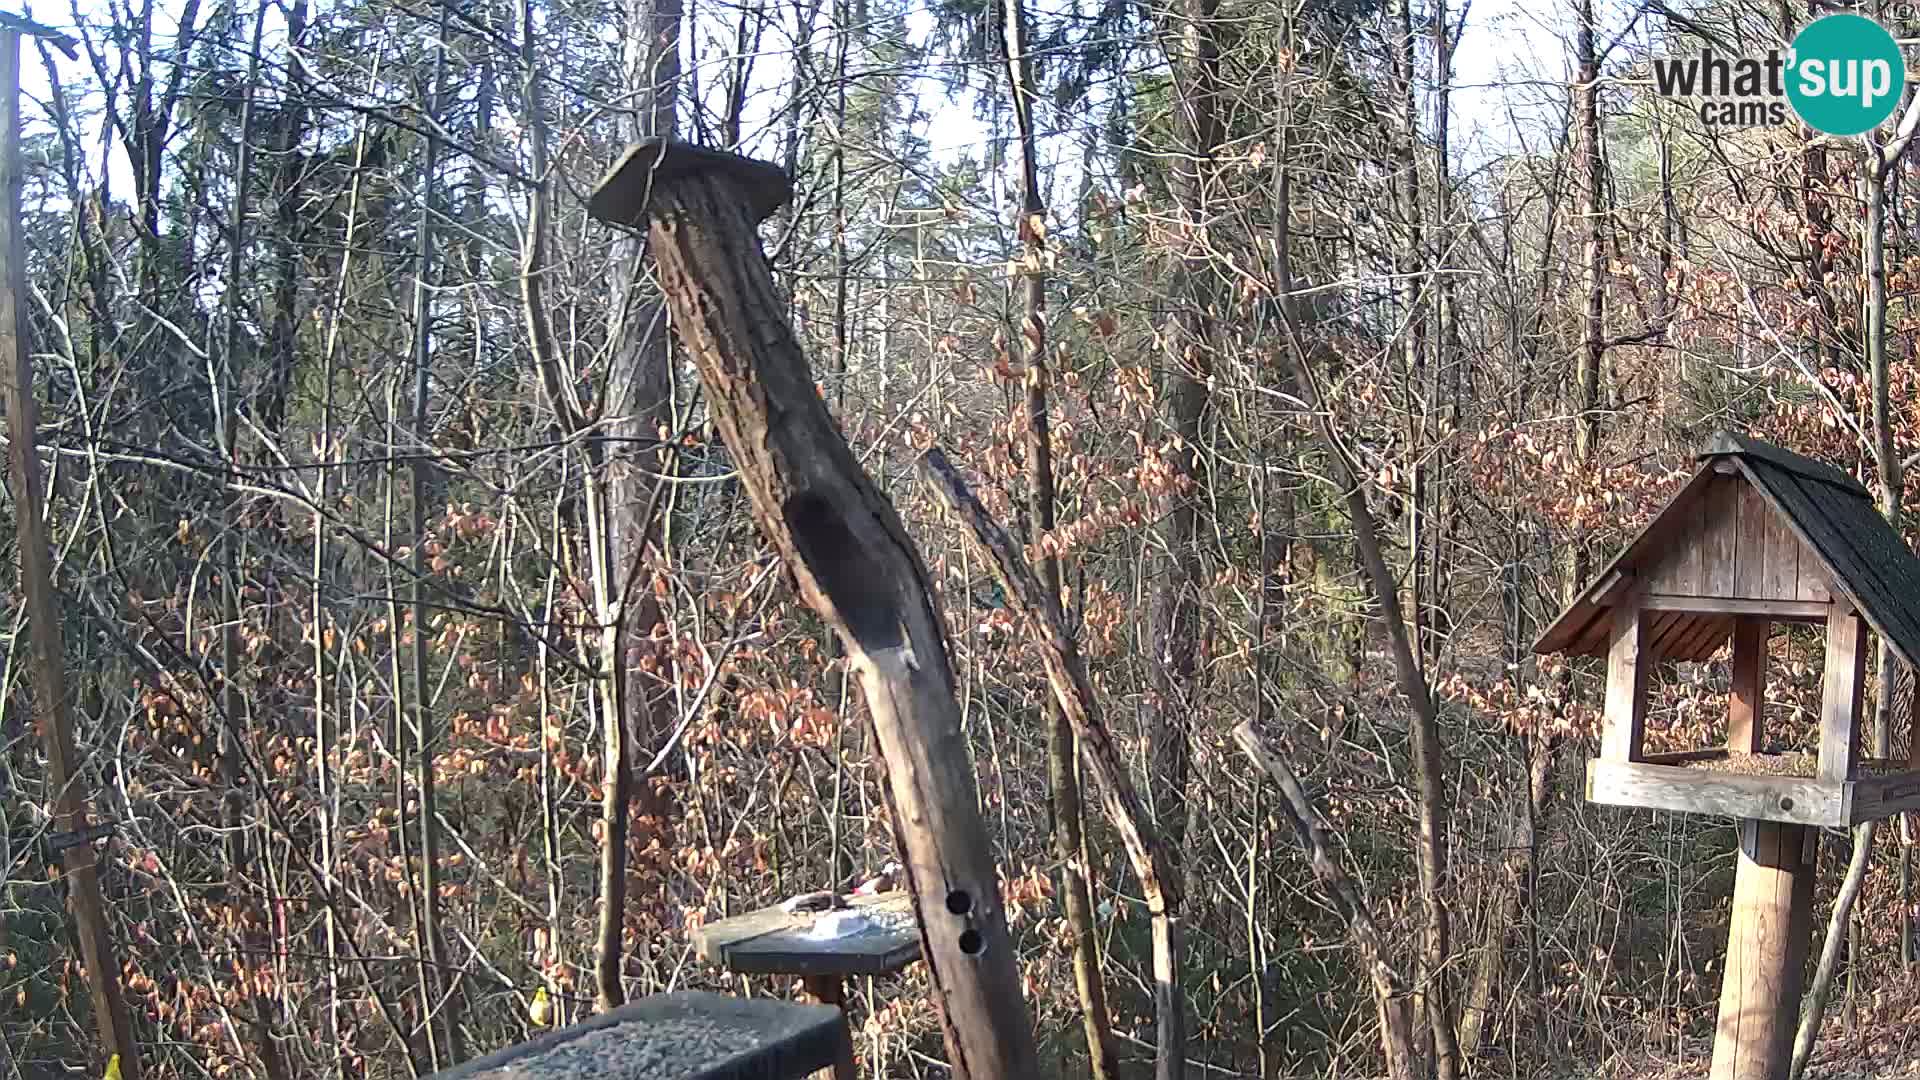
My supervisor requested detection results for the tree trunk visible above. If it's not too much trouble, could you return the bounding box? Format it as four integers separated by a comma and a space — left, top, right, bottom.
999, 0, 1120, 1073
0, 31, 143, 1078
1148, 0, 1221, 1069
590, 139, 1043, 1080
593, 0, 683, 1011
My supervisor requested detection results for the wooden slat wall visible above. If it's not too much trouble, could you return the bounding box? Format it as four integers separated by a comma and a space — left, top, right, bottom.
1644, 475, 1817, 603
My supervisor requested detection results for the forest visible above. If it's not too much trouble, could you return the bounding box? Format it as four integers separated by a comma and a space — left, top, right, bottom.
9, 0, 1920, 1076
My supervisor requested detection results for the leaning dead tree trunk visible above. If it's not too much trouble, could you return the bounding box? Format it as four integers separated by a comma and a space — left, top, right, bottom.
587, 138, 1042, 1080
1234, 722, 1418, 1080
922, 448, 1182, 1074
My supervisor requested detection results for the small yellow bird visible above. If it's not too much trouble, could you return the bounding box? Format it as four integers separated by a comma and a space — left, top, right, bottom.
528, 986, 553, 1027
103, 1056, 123, 1080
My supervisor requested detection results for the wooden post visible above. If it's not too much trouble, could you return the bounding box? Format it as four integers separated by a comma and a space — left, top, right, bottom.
1729, 617, 1766, 754
800, 976, 857, 1080
1601, 603, 1648, 762
587, 138, 1042, 1079
0, 25, 141, 1080
1709, 821, 1815, 1080
1818, 607, 1866, 782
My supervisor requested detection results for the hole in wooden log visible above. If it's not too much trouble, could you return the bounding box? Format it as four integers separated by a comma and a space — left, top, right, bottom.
945, 889, 972, 915
784, 491, 902, 651
958, 928, 984, 955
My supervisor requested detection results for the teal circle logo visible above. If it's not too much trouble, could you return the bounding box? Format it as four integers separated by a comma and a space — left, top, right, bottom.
1787, 14, 1906, 136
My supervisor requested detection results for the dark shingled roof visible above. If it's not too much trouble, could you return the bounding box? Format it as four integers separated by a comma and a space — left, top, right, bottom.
1533, 431, 1920, 670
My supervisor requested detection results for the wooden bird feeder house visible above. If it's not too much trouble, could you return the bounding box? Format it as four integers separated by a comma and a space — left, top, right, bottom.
1535, 431, 1920, 1080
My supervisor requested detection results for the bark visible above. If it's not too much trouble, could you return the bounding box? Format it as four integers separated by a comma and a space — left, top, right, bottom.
257, 0, 309, 441
594, 140, 1043, 1078
1234, 723, 1417, 1080
407, 4, 461, 1060
1572, 0, 1604, 589
923, 448, 1182, 1080
214, 14, 293, 1079
1148, 0, 1221, 1069
0, 32, 143, 1079
591, 0, 682, 1010
999, 0, 1120, 1072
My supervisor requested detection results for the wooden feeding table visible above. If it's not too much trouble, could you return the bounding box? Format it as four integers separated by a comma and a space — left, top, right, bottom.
1535, 431, 1920, 1080
426, 990, 851, 1080
693, 892, 921, 1080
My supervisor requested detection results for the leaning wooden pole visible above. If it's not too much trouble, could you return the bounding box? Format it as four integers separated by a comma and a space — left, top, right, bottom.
587, 138, 1042, 1080
0, 24, 142, 1080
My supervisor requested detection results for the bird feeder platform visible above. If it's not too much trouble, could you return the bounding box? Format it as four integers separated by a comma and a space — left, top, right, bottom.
1536, 431, 1920, 1080
426, 990, 850, 1080
692, 892, 921, 1080
694, 892, 920, 980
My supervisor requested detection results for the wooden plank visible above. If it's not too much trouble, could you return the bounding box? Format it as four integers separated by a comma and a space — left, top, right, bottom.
1703, 475, 1740, 597
1651, 495, 1706, 595
1818, 610, 1866, 781
1646, 610, 1690, 658
1849, 770, 1920, 823
1672, 615, 1731, 661
1763, 491, 1801, 601
1729, 617, 1767, 754
1602, 605, 1650, 762
1735, 482, 1773, 599
1640, 595, 1829, 621
1709, 821, 1815, 1080
1797, 541, 1832, 602
1584, 760, 1847, 827
800, 977, 858, 1080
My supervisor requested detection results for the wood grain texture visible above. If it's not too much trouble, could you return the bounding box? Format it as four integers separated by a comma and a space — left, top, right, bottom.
1819, 610, 1866, 782
1708, 821, 1814, 1080
1703, 475, 1740, 596
1848, 771, 1920, 823
1735, 482, 1772, 599
1729, 618, 1767, 755
1601, 605, 1649, 762
1585, 761, 1847, 827
1640, 596, 1828, 620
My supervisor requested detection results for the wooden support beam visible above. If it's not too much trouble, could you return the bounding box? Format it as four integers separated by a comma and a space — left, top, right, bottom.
1641, 596, 1829, 621
800, 977, 857, 1080
1818, 609, 1866, 782
0, 29, 141, 1080
586, 138, 1040, 1079
1585, 760, 1846, 827
1602, 604, 1650, 762
1709, 821, 1815, 1080
1729, 617, 1767, 754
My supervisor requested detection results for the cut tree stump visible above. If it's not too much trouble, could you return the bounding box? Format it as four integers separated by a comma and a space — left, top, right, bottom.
587, 137, 1041, 1080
